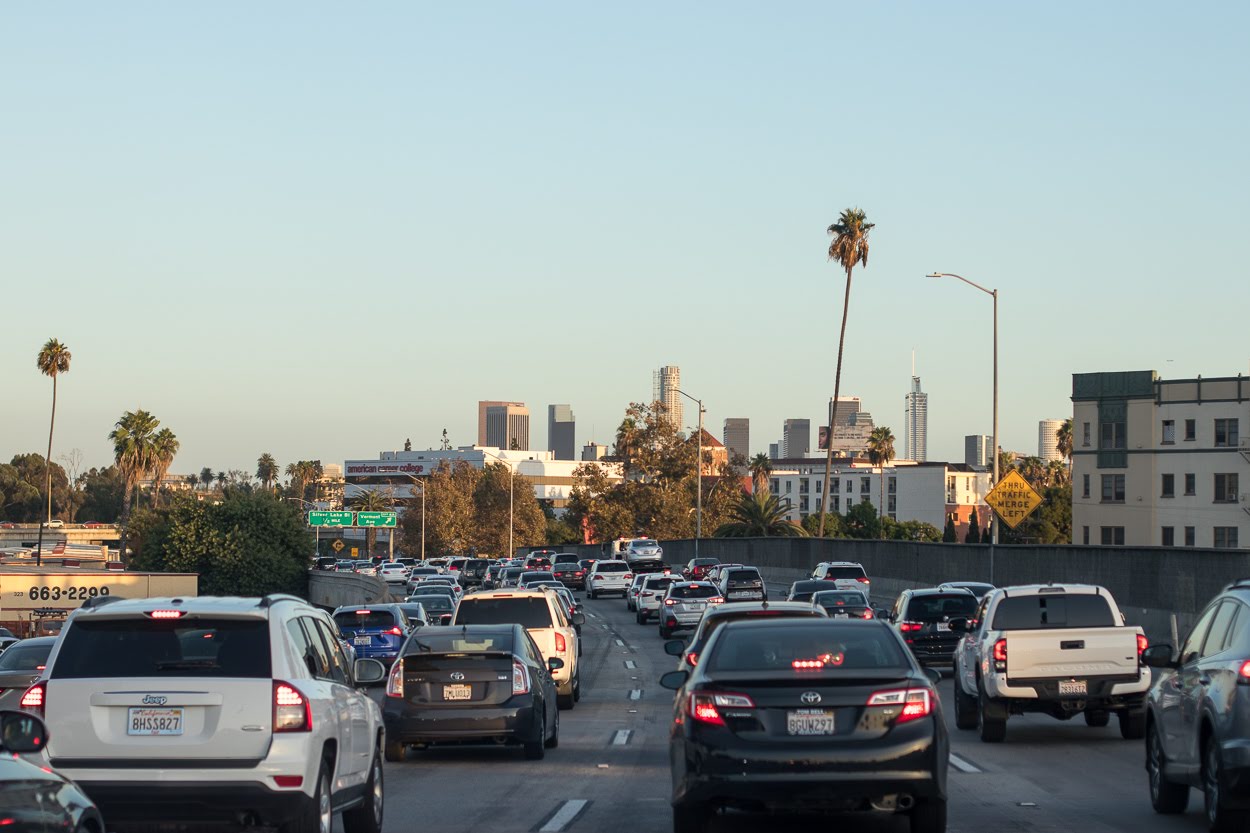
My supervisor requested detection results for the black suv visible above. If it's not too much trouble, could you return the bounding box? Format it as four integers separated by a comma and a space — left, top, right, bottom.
1144, 580, 1250, 830
887, 588, 979, 667
459, 558, 493, 586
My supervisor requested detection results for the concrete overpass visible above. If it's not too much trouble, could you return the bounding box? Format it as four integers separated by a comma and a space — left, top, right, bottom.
0, 523, 121, 550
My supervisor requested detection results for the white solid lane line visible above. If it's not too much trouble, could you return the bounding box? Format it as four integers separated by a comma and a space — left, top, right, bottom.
612, 730, 632, 745
539, 799, 590, 832
949, 753, 982, 773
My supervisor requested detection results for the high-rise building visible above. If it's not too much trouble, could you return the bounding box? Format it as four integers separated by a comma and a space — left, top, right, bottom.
548, 405, 576, 460
652, 365, 683, 429
904, 376, 929, 462
964, 434, 993, 468
485, 403, 530, 450
723, 418, 749, 465
478, 400, 524, 446
782, 419, 811, 458
819, 397, 875, 456
581, 442, 609, 461
768, 442, 780, 460
1038, 419, 1065, 462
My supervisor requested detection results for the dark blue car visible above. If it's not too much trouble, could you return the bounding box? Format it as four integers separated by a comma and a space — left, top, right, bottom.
333, 605, 413, 663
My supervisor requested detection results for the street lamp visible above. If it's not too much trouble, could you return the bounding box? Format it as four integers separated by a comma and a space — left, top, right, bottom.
928, 271, 999, 545
479, 449, 515, 557
675, 389, 706, 558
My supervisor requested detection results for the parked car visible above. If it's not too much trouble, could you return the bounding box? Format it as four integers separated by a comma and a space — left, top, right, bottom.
887, 588, 980, 668
587, 560, 633, 599
0, 710, 106, 832
332, 604, 416, 664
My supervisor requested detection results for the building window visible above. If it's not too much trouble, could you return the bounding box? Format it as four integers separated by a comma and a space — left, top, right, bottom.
861, 494, 871, 505
887, 495, 897, 514
815, 479, 821, 493
799, 496, 809, 512
1100, 526, 1125, 546
1214, 527, 1239, 549
1161, 474, 1175, 498
1100, 418, 1126, 450
1185, 526, 1196, 547
1082, 474, 1090, 499
1185, 419, 1196, 441
1162, 526, 1175, 546
846, 480, 853, 494
1082, 526, 1090, 545
1185, 473, 1196, 496
1100, 474, 1125, 503
785, 480, 792, 493
1215, 419, 1240, 447
831, 479, 840, 494
799, 480, 809, 495
1161, 420, 1175, 444
1215, 473, 1239, 503
860, 477, 871, 494
887, 477, 897, 495
831, 497, 840, 513
1082, 422, 1091, 447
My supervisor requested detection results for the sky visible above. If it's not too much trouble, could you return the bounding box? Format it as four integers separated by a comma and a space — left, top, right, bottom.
3, 2, 1248, 478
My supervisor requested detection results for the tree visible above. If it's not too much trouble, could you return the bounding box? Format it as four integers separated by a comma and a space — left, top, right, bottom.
256, 453, 279, 491
866, 426, 896, 520
199, 467, 214, 491
843, 500, 882, 540
440, 429, 452, 451
942, 515, 958, 543
818, 208, 875, 537
1056, 418, 1073, 462
148, 428, 180, 507
215, 471, 228, 491
1, 456, 66, 522
109, 409, 160, 560
35, 338, 71, 526
351, 487, 393, 555
75, 466, 125, 522
748, 453, 772, 494
714, 491, 808, 538
965, 508, 981, 544
802, 511, 844, 538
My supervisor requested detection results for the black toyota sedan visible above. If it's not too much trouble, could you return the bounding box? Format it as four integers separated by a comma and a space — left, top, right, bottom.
660, 617, 948, 833
0, 710, 106, 832
382, 624, 561, 761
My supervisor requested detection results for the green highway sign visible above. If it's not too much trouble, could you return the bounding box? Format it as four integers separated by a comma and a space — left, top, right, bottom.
308, 511, 355, 527
355, 511, 398, 528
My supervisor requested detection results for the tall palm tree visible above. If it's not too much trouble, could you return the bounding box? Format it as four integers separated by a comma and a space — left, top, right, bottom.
148, 428, 180, 507
199, 467, 214, 492
109, 410, 160, 561
215, 471, 228, 491
715, 491, 809, 538
1056, 418, 1073, 463
186, 474, 199, 491
866, 426, 896, 520
748, 453, 773, 494
817, 207, 875, 537
256, 453, 279, 491
35, 338, 71, 565
352, 487, 394, 555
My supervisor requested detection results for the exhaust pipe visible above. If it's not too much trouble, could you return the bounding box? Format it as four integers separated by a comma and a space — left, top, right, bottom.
898, 794, 915, 810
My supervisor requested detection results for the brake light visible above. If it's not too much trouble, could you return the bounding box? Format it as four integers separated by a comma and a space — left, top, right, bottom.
593, 575, 603, 581
385, 658, 405, 697
857, 577, 870, 583
149, 609, 184, 619
274, 681, 312, 731
898, 622, 923, 632
512, 659, 531, 695
355, 609, 372, 615
555, 632, 567, 653
993, 637, 1007, 671
664, 598, 677, 606
1239, 661, 1250, 681
642, 592, 654, 598
20, 683, 45, 716
685, 653, 698, 667
623, 574, 633, 580
708, 596, 724, 604
388, 627, 403, 636
1137, 634, 1149, 657
687, 692, 754, 727
861, 610, 874, 619
867, 688, 932, 723
792, 659, 825, 670
274, 775, 303, 788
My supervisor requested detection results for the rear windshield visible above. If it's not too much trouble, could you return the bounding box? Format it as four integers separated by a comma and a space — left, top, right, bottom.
408, 595, 453, 612
410, 567, 439, 575
521, 572, 554, 582
823, 566, 867, 579
709, 623, 905, 672
455, 598, 554, 629
464, 560, 490, 569
643, 576, 678, 589
407, 633, 513, 654
725, 570, 762, 585
905, 594, 980, 621
693, 558, 719, 566
596, 562, 629, 573
52, 619, 271, 679
554, 554, 580, 563
992, 593, 1116, 630
0, 641, 53, 671
631, 540, 659, 548
396, 605, 427, 620
334, 611, 399, 631
813, 591, 868, 606
670, 584, 718, 599
502, 568, 525, 578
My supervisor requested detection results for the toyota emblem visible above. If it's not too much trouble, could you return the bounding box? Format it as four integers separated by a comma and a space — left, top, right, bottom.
800, 691, 822, 705
449, 672, 466, 681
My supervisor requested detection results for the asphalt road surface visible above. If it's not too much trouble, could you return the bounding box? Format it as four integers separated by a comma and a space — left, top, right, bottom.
375, 592, 1213, 833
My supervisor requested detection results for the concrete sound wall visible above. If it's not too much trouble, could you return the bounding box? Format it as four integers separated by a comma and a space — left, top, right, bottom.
307, 571, 394, 609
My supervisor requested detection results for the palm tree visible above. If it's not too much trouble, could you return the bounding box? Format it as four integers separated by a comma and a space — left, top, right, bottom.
748, 453, 773, 494
1056, 418, 1073, 462
866, 426, 896, 520
186, 474, 199, 491
109, 410, 160, 560
199, 467, 214, 492
817, 207, 875, 537
148, 428, 180, 507
352, 487, 394, 555
256, 453, 279, 491
715, 490, 809, 538
35, 338, 71, 565
215, 471, 228, 491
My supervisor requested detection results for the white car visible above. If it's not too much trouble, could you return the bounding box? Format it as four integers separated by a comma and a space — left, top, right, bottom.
635, 574, 680, 623
377, 563, 410, 585
587, 560, 633, 599
22, 593, 389, 831
810, 561, 871, 595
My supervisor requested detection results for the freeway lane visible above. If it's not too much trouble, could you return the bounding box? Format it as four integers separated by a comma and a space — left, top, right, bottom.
376, 592, 1213, 833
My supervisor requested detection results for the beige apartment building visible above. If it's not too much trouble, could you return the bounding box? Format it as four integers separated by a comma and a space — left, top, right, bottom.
1071, 371, 1248, 549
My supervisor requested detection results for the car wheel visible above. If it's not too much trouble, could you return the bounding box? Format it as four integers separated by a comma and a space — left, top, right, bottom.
952, 677, 978, 731
636, 612, 645, 624
672, 801, 710, 833
524, 712, 547, 760
1084, 710, 1111, 728
1119, 709, 1146, 740
342, 746, 384, 833
545, 706, 560, 749
659, 627, 673, 640
573, 674, 581, 702
282, 758, 332, 833
1147, 721, 1189, 814
978, 685, 1007, 743
909, 797, 947, 833
384, 737, 406, 762
557, 689, 575, 710
1205, 737, 1250, 832
589, 590, 598, 600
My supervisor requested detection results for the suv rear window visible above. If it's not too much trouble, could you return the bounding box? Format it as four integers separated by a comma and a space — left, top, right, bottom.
596, 562, 629, 573
334, 611, 399, 631
52, 619, 271, 679
455, 598, 555, 629
725, 569, 762, 586
905, 594, 979, 621
709, 623, 905, 672
643, 576, 678, 589
992, 593, 1116, 630
822, 566, 867, 579
464, 559, 490, 570
670, 584, 718, 599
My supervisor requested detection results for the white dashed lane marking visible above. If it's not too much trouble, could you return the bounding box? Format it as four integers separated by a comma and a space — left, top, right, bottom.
950, 753, 982, 773
612, 730, 632, 746
539, 799, 589, 832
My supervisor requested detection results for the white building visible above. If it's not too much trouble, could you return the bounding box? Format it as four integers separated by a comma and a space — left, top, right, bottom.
653, 365, 683, 428
904, 377, 929, 462
1071, 371, 1248, 548
1038, 419, 1064, 462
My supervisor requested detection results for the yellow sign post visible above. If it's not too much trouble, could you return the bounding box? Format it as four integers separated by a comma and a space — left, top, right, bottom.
984, 470, 1044, 530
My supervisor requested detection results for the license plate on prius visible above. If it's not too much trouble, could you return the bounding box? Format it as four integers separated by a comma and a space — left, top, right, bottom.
787, 708, 836, 736
443, 684, 472, 700
1058, 679, 1087, 696
128, 707, 184, 736
354, 636, 371, 645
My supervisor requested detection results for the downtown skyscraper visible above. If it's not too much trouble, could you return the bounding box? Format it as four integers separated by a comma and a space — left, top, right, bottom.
904, 376, 929, 462
653, 365, 683, 429
548, 405, 576, 460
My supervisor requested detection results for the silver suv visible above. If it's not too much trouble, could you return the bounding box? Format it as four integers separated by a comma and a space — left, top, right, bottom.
21, 594, 388, 832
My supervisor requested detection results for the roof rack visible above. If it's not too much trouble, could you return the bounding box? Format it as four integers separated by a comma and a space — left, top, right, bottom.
258, 594, 308, 608
80, 595, 126, 610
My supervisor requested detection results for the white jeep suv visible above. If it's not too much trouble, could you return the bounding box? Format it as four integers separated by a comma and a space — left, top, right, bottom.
21, 594, 388, 832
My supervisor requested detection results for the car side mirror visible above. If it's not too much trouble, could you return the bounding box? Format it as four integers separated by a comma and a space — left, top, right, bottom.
887, 613, 897, 623
548, 657, 565, 671
924, 667, 942, 685
659, 670, 689, 690
947, 617, 969, 633
0, 710, 48, 754
1142, 644, 1178, 669
354, 658, 387, 686
664, 639, 687, 657
571, 613, 585, 626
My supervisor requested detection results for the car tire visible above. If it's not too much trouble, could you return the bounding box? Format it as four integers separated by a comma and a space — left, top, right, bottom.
342, 746, 384, 833
952, 677, 978, 731
909, 797, 946, 833
589, 591, 598, 600
282, 759, 332, 833
545, 707, 560, 749
557, 690, 574, 710
1084, 710, 1111, 728
1119, 709, 1146, 740
636, 612, 645, 624
524, 713, 547, 760
1205, 737, 1250, 832
1147, 721, 1189, 814
978, 685, 1007, 743
659, 627, 673, 640
573, 674, 581, 702
384, 737, 406, 762
672, 801, 711, 833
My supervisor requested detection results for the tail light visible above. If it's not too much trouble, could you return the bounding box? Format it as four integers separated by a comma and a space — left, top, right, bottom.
274, 682, 312, 731
687, 692, 754, 727
20, 682, 45, 716
685, 652, 699, 667
856, 577, 870, 584
592, 575, 603, 581
823, 575, 836, 580
149, 609, 185, 619
861, 610, 874, 619
898, 622, 923, 632
385, 658, 405, 698
867, 688, 932, 723
623, 574, 633, 580
993, 638, 1007, 671
641, 592, 654, 598
554, 632, 567, 653
709, 596, 724, 604
1136, 634, 1149, 657
388, 627, 404, 636
664, 598, 677, 606
1238, 661, 1250, 684
512, 659, 531, 695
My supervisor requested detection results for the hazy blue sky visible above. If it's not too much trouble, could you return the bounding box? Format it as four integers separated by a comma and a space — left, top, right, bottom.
3, 2, 1247, 476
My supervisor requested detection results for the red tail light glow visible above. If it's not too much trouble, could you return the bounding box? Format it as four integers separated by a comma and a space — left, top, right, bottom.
993, 638, 1007, 671
898, 622, 923, 632
388, 627, 404, 636
554, 632, 567, 653
1136, 634, 1149, 657
623, 574, 633, 580
861, 610, 874, 619
149, 610, 184, 619
274, 681, 312, 731
664, 598, 677, 606
1239, 660, 1250, 680
792, 659, 825, 670
20, 683, 45, 715
867, 688, 932, 723
685, 653, 699, 667
857, 577, 870, 583
687, 691, 754, 726
385, 658, 405, 698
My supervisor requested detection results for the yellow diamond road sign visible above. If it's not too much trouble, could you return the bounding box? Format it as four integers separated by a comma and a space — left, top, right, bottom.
984, 469, 1043, 529
331, 539, 345, 553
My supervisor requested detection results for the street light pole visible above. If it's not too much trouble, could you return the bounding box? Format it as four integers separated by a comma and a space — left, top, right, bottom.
480, 450, 515, 556
676, 389, 705, 558
928, 272, 1000, 545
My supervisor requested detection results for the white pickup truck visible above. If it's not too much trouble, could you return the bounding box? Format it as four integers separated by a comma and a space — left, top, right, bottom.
950, 584, 1150, 743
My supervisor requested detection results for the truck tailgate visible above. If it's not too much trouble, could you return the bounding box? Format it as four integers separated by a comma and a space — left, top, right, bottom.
1006, 628, 1139, 680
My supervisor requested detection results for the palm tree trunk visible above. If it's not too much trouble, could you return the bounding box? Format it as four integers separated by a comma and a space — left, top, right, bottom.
118, 477, 135, 563
818, 265, 855, 537
46, 376, 57, 524
879, 470, 885, 522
